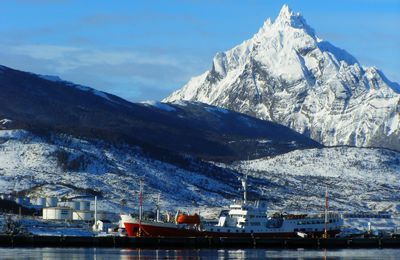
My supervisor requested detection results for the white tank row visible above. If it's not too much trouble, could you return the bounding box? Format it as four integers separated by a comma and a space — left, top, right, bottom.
2, 194, 116, 221
12, 196, 59, 207
42, 207, 113, 221
28, 197, 91, 210
60, 201, 90, 211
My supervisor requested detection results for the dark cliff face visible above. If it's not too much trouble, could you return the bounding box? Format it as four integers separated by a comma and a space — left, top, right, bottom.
0, 65, 321, 162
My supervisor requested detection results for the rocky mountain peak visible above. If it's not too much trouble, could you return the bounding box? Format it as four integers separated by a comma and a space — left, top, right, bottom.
256, 4, 315, 41
164, 5, 400, 151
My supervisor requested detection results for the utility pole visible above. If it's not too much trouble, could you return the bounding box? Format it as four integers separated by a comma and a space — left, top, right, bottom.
156, 193, 160, 222
323, 186, 329, 238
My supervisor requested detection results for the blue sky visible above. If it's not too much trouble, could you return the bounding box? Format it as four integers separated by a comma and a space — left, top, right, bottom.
1, 0, 399, 101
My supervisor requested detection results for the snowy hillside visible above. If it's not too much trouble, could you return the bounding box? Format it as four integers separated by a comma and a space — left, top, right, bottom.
226, 147, 400, 212
0, 129, 239, 213
165, 5, 400, 151
1, 129, 399, 215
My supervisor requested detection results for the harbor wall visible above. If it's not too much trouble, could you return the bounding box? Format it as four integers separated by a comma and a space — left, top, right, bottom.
0, 235, 399, 248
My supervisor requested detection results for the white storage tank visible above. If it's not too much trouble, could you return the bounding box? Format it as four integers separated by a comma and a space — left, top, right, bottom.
73, 210, 93, 221
42, 207, 72, 220
79, 201, 90, 211
23, 197, 30, 205
15, 197, 24, 204
36, 197, 46, 207
46, 197, 58, 207
60, 201, 80, 210
67, 201, 80, 210
29, 197, 37, 205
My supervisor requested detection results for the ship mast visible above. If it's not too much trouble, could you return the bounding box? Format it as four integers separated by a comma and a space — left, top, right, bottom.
156, 193, 160, 222
324, 186, 329, 238
139, 179, 144, 221
138, 179, 144, 235
240, 175, 248, 204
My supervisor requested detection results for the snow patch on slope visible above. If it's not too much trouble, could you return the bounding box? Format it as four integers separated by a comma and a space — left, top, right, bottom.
38, 75, 63, 82
0, 118, 12, 125
205, 106, 229, 114
35, 73, 115, 103
140, 100, 176, 112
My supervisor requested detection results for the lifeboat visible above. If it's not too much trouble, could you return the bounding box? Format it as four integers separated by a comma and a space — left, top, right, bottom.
176, 213, 200, 225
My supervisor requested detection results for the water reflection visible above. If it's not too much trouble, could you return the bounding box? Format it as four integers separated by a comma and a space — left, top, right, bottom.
0, 248, 399, 259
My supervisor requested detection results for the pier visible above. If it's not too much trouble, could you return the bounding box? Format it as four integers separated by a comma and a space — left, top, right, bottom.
0, 235, 400, 248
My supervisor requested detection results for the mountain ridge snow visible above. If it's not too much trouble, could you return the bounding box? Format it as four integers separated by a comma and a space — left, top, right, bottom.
164, 5, 400, 151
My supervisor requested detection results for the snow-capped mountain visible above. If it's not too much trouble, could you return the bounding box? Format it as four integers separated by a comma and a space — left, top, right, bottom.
0, 64, 399, 214
165, 5, 400, 151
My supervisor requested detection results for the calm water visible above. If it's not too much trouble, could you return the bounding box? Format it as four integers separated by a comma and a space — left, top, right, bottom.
0, 248, 399, 259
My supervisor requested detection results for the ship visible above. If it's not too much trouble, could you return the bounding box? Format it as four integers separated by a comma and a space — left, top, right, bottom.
122, 178, 342, 238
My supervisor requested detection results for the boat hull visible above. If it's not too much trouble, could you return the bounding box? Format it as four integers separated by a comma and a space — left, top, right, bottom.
124, 222, 340, 238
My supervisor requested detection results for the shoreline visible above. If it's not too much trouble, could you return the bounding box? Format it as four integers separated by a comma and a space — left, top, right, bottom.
0, 235, 399, 249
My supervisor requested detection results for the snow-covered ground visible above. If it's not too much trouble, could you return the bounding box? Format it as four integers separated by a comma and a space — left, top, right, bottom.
226, 147, 400, 212
0, 129, 235, 214
343, 217, 400, 232
1, 129, 399, 217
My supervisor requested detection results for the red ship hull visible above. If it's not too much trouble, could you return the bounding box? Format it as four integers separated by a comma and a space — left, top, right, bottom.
124, 222, 340, 238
